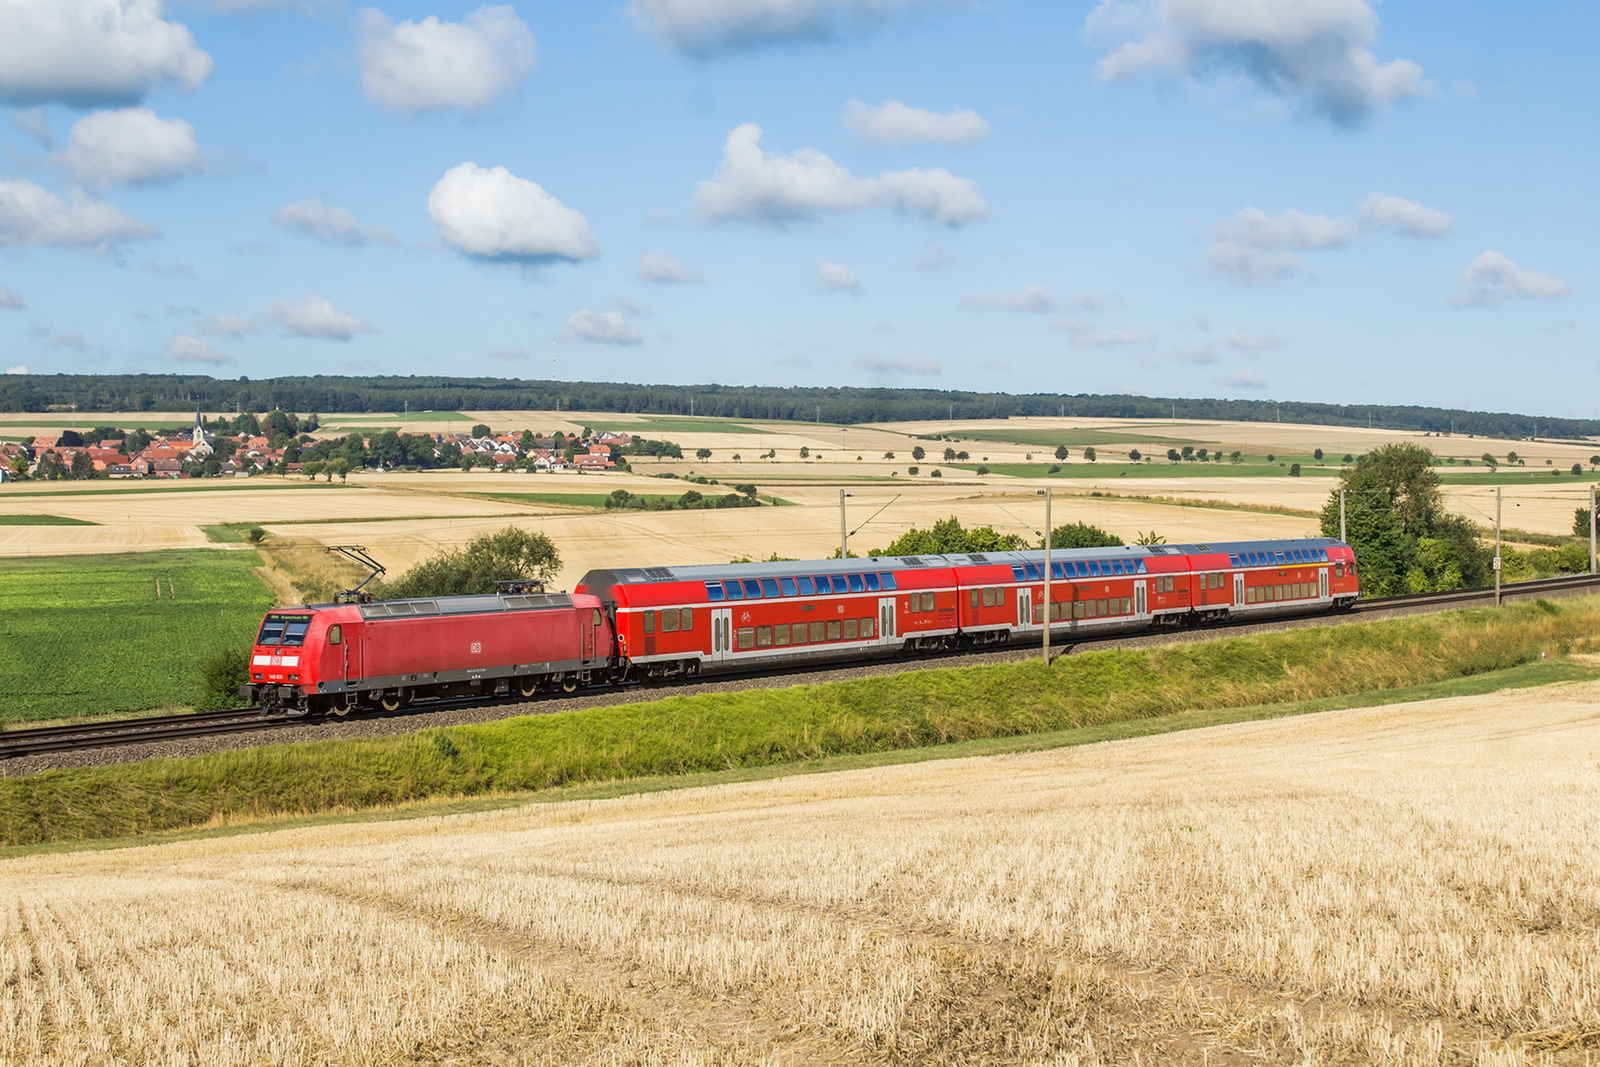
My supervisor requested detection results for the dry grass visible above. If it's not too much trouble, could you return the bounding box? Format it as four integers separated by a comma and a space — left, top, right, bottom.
4, 681, 1599, 1064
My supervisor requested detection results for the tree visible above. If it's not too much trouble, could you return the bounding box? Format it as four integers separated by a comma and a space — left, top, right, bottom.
1482, 453, 1497, 469
519, 429, 535, 452
1054, 445, 1068, 460
1342, 454, 1354, 464
1197, 448, 1209, 462
1129, 449, 1142, 461
1320, 442, 1489, 596
1083, 446, 1097, 462
471, 423, 492, 438
1166, 449, 1180, 463
1230, 451, 1243, 464
383, 527, 562, 598
1591, 455, 1600, 468
942, 447, 957, 461
911, 445, 925, 461
931, 469, 942, 477
695, 448, 712, 460
907, 466, 919, 475
883, 451, 895, 459
1573, 463, 1584, 476
1574, 508, 1592, 537
1181, 445, 1194, 461
1266, 453, 1275, 464
956, 450, 969, 460
869, 517, 1026, 557
59, 430, 84, 447
1289, 462, 1301, 477
232, 412, 261, 436
1313, 448, 1324, 462
734, 483, 757, 498
976, 465, 989, 475
69, 450, 95, 479
1050, 522, 1123, 549
1507, 451, 1519, 465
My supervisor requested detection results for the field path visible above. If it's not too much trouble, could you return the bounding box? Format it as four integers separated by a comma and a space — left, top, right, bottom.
2, 682, 1598, 1063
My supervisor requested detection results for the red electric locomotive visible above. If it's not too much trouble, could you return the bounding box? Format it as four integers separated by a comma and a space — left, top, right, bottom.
240, 590, 613, 715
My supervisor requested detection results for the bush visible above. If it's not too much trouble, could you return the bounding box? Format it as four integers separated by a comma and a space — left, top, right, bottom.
198, 647, 249, 710
1049, 521, 1124, 549
245, 526, 267, 543
382, 527, 561, 598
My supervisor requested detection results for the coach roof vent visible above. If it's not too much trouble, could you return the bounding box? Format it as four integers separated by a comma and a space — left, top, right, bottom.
640, 567, 675, 581
967, 554, 990, 564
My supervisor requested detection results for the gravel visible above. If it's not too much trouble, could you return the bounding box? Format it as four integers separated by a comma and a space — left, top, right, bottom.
3, 583, 1582, 778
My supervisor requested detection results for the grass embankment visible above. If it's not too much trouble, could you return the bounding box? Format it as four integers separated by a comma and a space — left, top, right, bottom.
0, 514, 97, 525
4, 599, 1597, 847
0, 550, 275, 723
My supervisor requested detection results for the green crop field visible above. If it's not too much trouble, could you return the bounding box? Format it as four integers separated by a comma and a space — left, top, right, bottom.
949, 461, 1343, 479
0, 550, 276, 724
319, 411, 472, 424
949, 427, 1202, 448
0, 514, 97, 525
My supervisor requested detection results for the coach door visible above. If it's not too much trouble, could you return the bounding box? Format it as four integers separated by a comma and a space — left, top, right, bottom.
1018, 588, 1034, 631
1319, 567, 1329, 600
1234, 572, 1245, 607
710, 607, 733, 663
1134, 579, 1146, 617
878, 596, 897, 645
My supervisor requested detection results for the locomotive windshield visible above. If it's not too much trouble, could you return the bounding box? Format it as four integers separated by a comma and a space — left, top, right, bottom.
257, 613, 312, 646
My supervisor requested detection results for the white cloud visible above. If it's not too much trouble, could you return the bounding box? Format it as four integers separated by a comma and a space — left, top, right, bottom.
692, 123, 988, 227
612, 295, 650, 318
1070, 327, 1158, 349
1224, 328, 1289, 350
168, 334, 231, 364
1066, 292, 1111, 312
51, 331, 89, 351
428, 162, 597, 262
630, 0, 938, 56
1358, 193, 1453, 237
59, 108, 204, 188
1084, 0, 1426, 124
1224, 370, 1268, 390
359, 5, 536, 116
855, 355, 941, 377
0, 178, 156, 248
1174, 343, 1217, 365
5, 365, 27, 374
261, 296, 378, 341
488, 347, 529, 360
911, 240, 952, 270
0, 285, 23, 310
272, 198, 396, 245
0, 0, 213, 107
1205, 206, 1349, 284
843, 100, 989, 145
1453, 251, 1571, 308
817, 260, 861, 295
637, 250, 702, 283
963, 284, 1053, 312
198, 314, 256, 338
568, 309, 642, 345
10, 107, 53, 147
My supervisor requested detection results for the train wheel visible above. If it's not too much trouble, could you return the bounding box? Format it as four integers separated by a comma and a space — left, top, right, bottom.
380, 690, 403, 712
331, 694, 356, 718
518, 675, 538, 698
561, 676, 579, 694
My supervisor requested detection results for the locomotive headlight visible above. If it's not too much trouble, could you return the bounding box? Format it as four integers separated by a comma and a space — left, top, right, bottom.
252, 672, 263, 680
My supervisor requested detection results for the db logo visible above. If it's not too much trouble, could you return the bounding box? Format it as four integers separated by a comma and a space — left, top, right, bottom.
470, 642, 482, 654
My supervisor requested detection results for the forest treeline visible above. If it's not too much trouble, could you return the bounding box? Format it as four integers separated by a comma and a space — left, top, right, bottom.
2, 373, 1594, 440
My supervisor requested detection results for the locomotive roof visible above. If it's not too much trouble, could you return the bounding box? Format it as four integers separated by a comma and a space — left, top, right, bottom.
581, 536, 1347, 588
352, 592, 575, 618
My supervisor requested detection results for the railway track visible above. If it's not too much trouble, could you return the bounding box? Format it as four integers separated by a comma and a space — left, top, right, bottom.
8, 572, 1600, 760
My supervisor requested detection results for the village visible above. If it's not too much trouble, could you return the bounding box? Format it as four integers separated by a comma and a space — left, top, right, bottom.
0, 412, 646, 481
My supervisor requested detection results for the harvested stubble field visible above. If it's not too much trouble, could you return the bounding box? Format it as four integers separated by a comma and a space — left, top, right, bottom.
2, 679, 1597, 1065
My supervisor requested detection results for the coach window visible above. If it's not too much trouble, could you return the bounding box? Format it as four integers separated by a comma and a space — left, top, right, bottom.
661, 609, 679, 632
797, 575, 817, 596
642, 610, 656, 633
843, 618, 859, 640
879, 573, 897, 590
790, 624, 807, 646
705, 582, 725, 602
736, 627, 755, 650
969, 589, 980, 610
995, 586, 1005, 605
829, 575, 848, 594
756, 626, 773, 648
742, 579, 762, 599
774, 624, 790, 646
1334, 563, 1344, 577
1121, 597, 1132, 614
826, 620, 842, 641
810, 620, 826, 642
682, 607, 694, 628
724, 580, 743, 601
779, 576, 798, 597
924, 592, 939, 612
327, 624, 342, 645
981, 588, 995, 608
760, 578, 780, 598
864, 572, 881, 592
847, 573, 865, 593
861, 617, 875, 638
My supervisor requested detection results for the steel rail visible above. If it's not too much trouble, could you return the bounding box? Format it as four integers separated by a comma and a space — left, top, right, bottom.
7, 572, 1599, 760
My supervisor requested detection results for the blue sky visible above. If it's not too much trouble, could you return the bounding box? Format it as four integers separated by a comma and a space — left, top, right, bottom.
0, 1, 1594, 415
